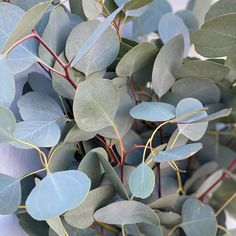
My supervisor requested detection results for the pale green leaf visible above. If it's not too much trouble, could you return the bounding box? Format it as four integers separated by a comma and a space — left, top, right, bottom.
82, 0, 102, 19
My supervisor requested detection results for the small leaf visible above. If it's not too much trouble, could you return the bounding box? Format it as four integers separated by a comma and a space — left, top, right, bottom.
64, 185, 115, 229
73, 78, 120, 132
0, 174, 21, 214
26, 170, 91, 220
166, 128, 188, 150
0, 55, 15, 108
172, 78, 221, 105
181, 198, 217, 236
130, 102, 175, 122
82, 0, 102, 20
124, 0, 154, 11
0, 105, 16, 143
116, 42, 156, 76
175, 98, 208, 141
154, 143, 202, 163
152, 35, 184, 98
129, 163, 155, 199
158, 13, 190, 55
47, 217, 66, 236
148, 193, 179, 209
94, 200, 160, 225
17, 91, 64, 121
2, 2, 50, 53
70, 5, 124, 68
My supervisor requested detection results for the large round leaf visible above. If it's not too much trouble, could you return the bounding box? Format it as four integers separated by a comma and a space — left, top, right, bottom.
73, 78, 120, 132
0, 105, 16, 143
26, 170, 91, 220
154, 143, 202, 162
175, 98, 208, 141
181, 198, 217, 236
129, 163, 155, 199
130, 102, 175, 122
94, 200, 160, 226
0, 55, 15, 108
66, 20, 120, 75
0, 174, 21, 214
158, 13, 190, 55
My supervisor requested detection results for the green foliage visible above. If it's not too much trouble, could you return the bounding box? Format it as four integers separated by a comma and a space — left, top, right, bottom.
0, 0, 236, 235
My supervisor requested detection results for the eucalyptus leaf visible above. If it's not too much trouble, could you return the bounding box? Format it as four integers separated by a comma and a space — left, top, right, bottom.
64, 185, 115, 229
47, 217, 66, 236
175, 98, 208, 141
130, 102, 175, 122
152, 35, 184, 98
82, 0, 102, 20
172, 78, 221, 105
0, 174, 21, 214
38, 6, 71, 67
181, 198, 217, 236
2, 2, 50, 53
73, 78, 120, 132
174, 60, 230, 81
148, 193, 179, 209
0, 2, 38, 73
26, 170, 91, 220
94, 200, 160, 225
166, 128, 188, 150
12, 120, 61, 149
124, 0, 154, 11
0, 106, 16, 143
175, 10, 199, 33
154, 143, 202, 163
192, 13, 236, 57
0, 55, 15, 108
129, 163, 155, 199
158, 13, 190, 56
70, 5, 123, 69
116, 42, 156, 77
18, 91, 64, 121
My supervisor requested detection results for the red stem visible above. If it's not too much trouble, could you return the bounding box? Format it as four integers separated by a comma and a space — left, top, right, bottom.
198, 160, 236, 201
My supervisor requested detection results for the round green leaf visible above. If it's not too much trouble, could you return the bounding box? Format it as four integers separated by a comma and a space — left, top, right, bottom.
64, 185, 115, 229
73, 78, 120, 132
130, 102, 175, 122
94, 200, 160, 225
158, 13, 190, 55
116, 42, 156, 76
175, 98, 208, 141
0, 105, 16, 143
66, 19, 120, 75
181, 198, 217, 236
82, 0, 102, 19
129, 163, 155, 199
172, 78, 221, 105
0, 174, 21, 214
26, 170, 91, 220
154, 143, 202, 162
152, 35, 184, 98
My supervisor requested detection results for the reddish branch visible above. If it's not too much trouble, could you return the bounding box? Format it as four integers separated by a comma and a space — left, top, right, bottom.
198, 159, 236, 201
5, 29, 77, 89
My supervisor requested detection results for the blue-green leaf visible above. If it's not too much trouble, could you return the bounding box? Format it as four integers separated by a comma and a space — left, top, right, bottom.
175, 98, 208, 141
0, 174, 21, 214
129, 163, 155, 199
154, 143, 202, 162
181, 198, 217, 236
0, 105, 16, 143
158, 13, 190, 56
70, 4, 124, 67
0, 55, 15, 108
26, 170, 91, 220
17, 91, 64, 121
130, 102, 175, 122
12, 120, 61, 149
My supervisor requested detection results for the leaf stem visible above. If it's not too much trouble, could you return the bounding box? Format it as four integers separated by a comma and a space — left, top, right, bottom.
121, 225, 126, 236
